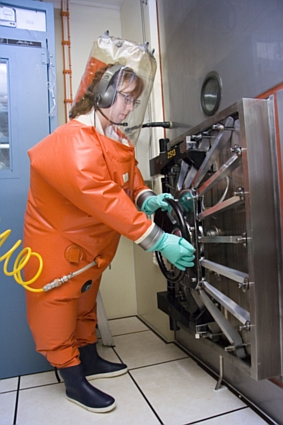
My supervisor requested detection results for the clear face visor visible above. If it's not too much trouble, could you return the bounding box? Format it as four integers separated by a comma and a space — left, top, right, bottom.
93, 65, 151, 143
73, 35, 157, 144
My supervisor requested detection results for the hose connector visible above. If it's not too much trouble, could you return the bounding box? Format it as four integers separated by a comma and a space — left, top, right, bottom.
43, 278, 65, 292
42, 256, 105, 292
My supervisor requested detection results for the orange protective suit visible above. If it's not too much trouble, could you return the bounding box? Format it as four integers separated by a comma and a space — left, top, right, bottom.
23, 118, 158, 368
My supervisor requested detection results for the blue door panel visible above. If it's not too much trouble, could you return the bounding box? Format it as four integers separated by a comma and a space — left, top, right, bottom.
0, 0, 57, 378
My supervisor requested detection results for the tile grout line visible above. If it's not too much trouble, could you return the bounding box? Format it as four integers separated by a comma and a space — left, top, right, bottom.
99, 329, 150, 339
17, 381, 62, 392
0, 388, 18, 395
183, 406, 250, 424
12, 376, 20, 425
127, 355, 189, 372
128, 370, 164, 425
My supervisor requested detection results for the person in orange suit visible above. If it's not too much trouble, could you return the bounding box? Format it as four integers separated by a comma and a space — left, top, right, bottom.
23, 64, 195, 413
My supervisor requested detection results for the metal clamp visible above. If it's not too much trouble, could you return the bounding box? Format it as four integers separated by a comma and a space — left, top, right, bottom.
224, 342, 248, 352
238, 277, 249, 292
230, 144, 242, 155
233, 187, 245, 201
235, 232, 247, 247
239, 321, 250, 332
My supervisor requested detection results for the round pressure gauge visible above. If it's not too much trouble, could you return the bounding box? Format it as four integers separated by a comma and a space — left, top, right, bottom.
201, 72, 222, 116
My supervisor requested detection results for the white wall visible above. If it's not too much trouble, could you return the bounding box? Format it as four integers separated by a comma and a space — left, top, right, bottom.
120, 0, 164, 180
120, 0, 174, 341
69, 4, 121, 99
49, 1, 121, 125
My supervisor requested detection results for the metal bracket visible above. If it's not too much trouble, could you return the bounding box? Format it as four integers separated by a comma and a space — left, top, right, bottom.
239, 321, 250, 332
230, 144, 242, 155
233, 187, 245, 201
224, 342, 249, 352
238, 276, 249, 292
215, 355, 224, 390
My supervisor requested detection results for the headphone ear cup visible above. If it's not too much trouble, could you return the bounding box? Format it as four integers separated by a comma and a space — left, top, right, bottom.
93, 92, 102, 105
98, 84, 116, 108
93, 64, 122, 109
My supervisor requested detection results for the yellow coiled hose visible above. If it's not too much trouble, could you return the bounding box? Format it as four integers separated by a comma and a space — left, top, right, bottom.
0, 229, 44, 292
1, 229, 103, 293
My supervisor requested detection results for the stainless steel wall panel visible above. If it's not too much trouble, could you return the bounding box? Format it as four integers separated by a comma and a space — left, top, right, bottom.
157, 0, 283, 138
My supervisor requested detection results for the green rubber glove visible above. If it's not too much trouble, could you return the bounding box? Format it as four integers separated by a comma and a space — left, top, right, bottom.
180, 192, 194, 212
147, 233, 195, 271
141, 193, 174, 215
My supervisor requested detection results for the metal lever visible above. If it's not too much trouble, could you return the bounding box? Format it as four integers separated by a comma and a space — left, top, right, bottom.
200, 259, 249, 285
198, 288, 246, 359
199, 235, 246, 244
197, 151, 242, 197
202, 280, 250, 325
198, 193, 245, 220
191, 116, 234, 189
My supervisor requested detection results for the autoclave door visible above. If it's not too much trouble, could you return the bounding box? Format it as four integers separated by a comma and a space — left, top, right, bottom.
150, 98, 282, 381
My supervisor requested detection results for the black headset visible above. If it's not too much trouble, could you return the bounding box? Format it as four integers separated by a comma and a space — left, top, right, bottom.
93, 63, 123, 109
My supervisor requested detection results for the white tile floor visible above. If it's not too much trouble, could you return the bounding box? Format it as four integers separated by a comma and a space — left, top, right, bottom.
0, 316, 270, 425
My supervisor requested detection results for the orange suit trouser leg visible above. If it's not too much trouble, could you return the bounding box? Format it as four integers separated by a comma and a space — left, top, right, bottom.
75, 276, 101, 348
26, 274, 102, 369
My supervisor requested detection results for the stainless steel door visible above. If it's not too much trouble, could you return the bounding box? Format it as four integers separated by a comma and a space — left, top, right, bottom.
151, 98, 282, 381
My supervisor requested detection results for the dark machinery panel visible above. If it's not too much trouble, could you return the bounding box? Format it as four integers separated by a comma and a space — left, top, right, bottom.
150, 98, 281, 381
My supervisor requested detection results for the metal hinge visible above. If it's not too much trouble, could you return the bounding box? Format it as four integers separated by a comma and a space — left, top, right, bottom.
41, 48, 54, 66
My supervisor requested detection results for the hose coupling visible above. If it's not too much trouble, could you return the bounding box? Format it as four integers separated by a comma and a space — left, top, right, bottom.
43, 277, 68, 291
42, 256, 105, 292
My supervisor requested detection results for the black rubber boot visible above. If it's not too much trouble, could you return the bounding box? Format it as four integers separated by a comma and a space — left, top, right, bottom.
59, 363, 116, 413
79, 342, 128, 380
